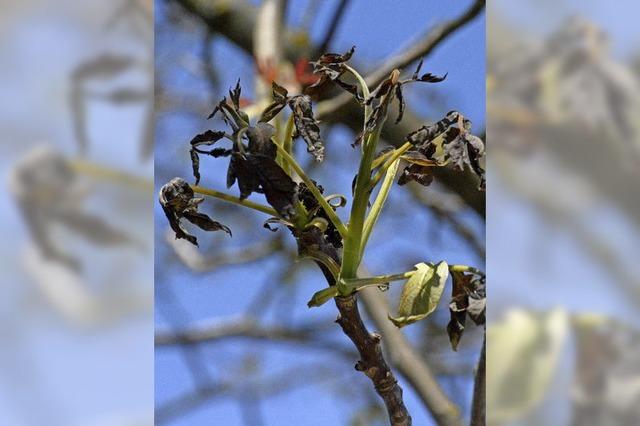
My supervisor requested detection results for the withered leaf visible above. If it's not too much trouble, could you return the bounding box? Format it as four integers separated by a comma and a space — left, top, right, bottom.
259, 82, 289, 123
361, 64, 447, 141
289, 95, 325, 162
207, 80, 249, 131
398, 164, 434, 187
247, 154, 297, 219
159, 177, 231, 246
224, 123, 298, 218
407, 111, 461, 145
189, 130, 227, 184
307, 46, 361, 101
315, 45, 355, 65
401, 111, 485, 190
446, 270, 485, 351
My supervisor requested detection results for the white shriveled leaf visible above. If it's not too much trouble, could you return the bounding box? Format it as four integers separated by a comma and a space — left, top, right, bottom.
388, 261, 449, 328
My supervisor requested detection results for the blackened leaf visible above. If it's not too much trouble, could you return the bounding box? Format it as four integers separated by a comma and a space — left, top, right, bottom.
415, 72, 448, 83
190, 149, 202, 185
247, 154, 298, 219
271, 81, 289, 101
315, 45, 355, 65
190, 130, 225, 147
412, 58, 424, 81
189, 130, 226, 184
395, 84, 405, 124
230, 153, 261, 200
207, 82, 250, 130
446, 270, 486, 351
307, 46, 358, 100
289, 95, 325, 162
407, 111, 460, 145
229, 78, 241, 110
398, 164, 434, 187
334, 78, 363, 102
246, 122, 277, 158
388, 262, 449, 328
260, 101, 287, 123
159, 177, 231, 246
259, 82, 289, 122
184, 211, 231, 236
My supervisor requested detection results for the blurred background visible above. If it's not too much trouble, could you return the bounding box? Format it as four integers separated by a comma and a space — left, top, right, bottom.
0, 0, 153, 425
154, 0, 485, 425
488, 0, 640, 425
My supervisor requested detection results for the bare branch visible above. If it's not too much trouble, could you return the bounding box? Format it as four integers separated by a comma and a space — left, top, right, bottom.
470, 331, 486, 426
155, 315, 355, 358
316, 0, 351, 55
359, 283, 462, 426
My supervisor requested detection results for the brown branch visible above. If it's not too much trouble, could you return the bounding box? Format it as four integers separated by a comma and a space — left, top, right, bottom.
470, 331, 486, 426
359, 284, 462, 426
316, 0, 350, 55
155, 316, 355, 358
335, 295, 412, 426
156, 364, 341, 424
298, 228, 412, 426
409, 185, 485, 259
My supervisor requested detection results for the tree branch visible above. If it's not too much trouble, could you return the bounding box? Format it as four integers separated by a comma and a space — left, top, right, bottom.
297, 228, 412, 426
470, 331, 486, 426
359, 284, 462, 426
155, 315, 355, 358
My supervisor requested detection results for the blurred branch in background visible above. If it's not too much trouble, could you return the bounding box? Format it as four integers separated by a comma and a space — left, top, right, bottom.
488, 1, 640, 424
1, 0, 153, 425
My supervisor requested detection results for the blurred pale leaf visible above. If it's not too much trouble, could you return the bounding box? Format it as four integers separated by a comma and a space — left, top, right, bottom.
487, 309, 569, 425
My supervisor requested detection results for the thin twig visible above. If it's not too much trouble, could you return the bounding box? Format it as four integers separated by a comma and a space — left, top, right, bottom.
316, 0, 350, 55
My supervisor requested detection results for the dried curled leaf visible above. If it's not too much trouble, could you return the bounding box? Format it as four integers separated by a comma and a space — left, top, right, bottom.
359, 62, 447, 144
159, 177, 231, 246
260, 82, 325, 162
207, 79, 249, 131
289, 95, 324, 161
446, 269, 486, 351
307, 45, 361, 101
400, 111, 486, 189
225, 123, 298, 219
388, 261, 449, 328
189, 130, 228, 184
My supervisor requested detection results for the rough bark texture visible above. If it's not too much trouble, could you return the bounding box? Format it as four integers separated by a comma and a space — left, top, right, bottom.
298, 227, 411, 426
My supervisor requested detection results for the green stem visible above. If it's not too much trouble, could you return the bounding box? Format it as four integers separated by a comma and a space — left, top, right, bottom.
341, 270, 414, 290
69, 159, 153, 192
275, 144, 348, 238
282, 113, 295, 174
369, 142, 412, 190
192, 185, 277, 216
449, 264, 485, 275
361, 158, 400, 252
344, 64, 371, 103
340, 127, 381, 292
